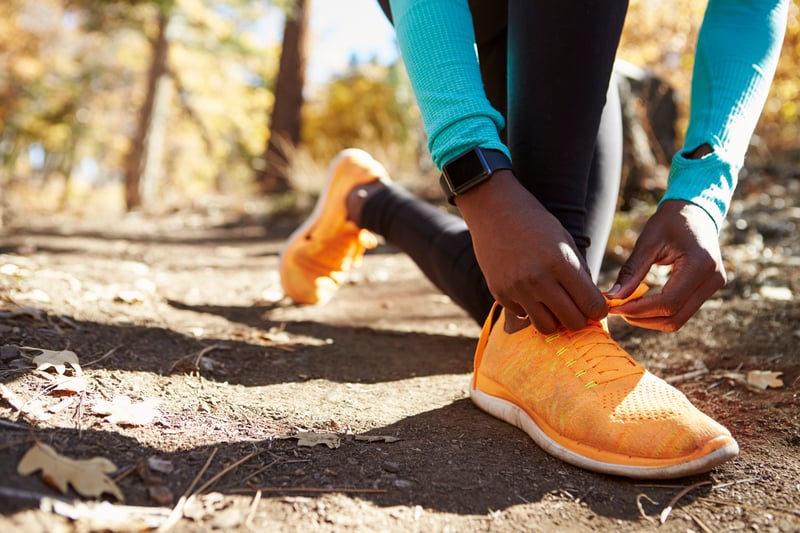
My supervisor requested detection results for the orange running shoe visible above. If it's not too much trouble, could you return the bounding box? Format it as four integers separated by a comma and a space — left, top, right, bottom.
470, 288, 738, 479
280, 149, 388, 305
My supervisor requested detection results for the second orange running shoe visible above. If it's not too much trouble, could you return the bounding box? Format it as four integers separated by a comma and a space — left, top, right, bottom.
280, 149, 388, 305
471, 287, 739, 479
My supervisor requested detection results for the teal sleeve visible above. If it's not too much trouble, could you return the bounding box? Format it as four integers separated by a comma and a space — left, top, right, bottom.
388, 0, 509, 169
660, 0, 788, 231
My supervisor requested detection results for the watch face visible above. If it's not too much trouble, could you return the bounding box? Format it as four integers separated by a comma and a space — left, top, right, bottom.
444, 149, 489, 190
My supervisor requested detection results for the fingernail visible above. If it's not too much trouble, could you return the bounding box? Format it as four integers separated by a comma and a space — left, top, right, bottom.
606, 284, 621, 297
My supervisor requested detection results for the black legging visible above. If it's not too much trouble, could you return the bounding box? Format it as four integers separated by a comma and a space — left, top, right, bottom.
366, 0, 627, 324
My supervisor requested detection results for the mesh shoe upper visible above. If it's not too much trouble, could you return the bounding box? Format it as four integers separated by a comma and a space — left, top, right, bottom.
471, 285, 738, 477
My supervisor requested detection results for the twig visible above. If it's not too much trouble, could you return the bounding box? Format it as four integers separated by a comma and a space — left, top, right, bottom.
0, 485, 72, 504
665, 368, 709, 384
683, 509, 713, 533
0, 418, 29, 430
0, 436, 35, 452
712, 477, 759, 489
83, 345, 121, 367
222, 458, 281, 490
698, 497, 800, 517
192, 344, 226, 369
636, 493, 658, 523
244, 489, 262, 530
660, 480, 711, 524
193, 450, 262, 495
168, 344, 226, 372
228, 487, 387, 494
183, 447, 219, 498
112, 464, 138, 484
75, 390, 86, 437
576, 485, 594, 504
157, 447, 218, 533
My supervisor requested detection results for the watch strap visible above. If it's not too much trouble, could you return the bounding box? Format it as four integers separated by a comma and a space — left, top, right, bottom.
440, 148, 512, 205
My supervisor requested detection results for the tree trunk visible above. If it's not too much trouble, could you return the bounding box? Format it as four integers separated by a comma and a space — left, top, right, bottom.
123, 10, 170, 210
614, 59, 677, 209
257, 0, 309, 194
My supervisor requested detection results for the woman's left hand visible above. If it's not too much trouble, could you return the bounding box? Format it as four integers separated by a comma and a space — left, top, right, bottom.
606, 200, 727, 332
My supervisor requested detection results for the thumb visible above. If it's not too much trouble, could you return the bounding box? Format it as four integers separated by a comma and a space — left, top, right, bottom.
607, 242, 656, 299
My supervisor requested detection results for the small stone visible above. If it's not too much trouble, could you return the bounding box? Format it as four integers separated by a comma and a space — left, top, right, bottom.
0, 345, 19, 361
382, 461, 401, 473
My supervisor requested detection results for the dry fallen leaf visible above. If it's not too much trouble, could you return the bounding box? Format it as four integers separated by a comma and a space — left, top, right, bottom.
42, 498, 170, 531
51, 375, 89, 396
91, 396, 161, 426
289, 432, 341, 449
746, 370, 784, 390
182, 492, 245, 529
17, 442, 124, 501
354, 435, 401, 443
47, 397, 75, 414
0, 383, 53, 421
23, 347, 83, 376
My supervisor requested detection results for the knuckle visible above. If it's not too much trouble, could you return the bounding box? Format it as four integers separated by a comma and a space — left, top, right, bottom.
662, 321, 681, 333
665, 315, 689, 332
564, 316, 589, 331
534, 320, 557, 335
658, 294, 681, 315
616, 262, 637, 281
585, 298, 609, 320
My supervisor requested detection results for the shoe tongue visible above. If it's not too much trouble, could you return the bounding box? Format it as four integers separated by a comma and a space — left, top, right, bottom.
575, 324, 643, 380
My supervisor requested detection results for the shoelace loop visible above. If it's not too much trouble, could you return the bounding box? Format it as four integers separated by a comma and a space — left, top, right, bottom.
568, 322, 643, 385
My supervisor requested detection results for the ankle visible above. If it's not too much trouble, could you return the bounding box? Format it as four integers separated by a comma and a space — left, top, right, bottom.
346, 180, 387, 226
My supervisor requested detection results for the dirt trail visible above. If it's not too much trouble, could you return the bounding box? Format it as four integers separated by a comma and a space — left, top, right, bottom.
0, 200, 798, 532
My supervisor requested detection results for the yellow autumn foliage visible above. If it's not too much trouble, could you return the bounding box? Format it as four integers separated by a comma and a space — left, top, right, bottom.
620, 0, 800, 153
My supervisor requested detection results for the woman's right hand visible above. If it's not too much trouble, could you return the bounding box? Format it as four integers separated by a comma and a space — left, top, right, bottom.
455, 170, 607, 333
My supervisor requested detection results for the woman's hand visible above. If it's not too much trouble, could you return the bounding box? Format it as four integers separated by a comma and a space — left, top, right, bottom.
606, 200, 726, 331
456, 170, 607, 333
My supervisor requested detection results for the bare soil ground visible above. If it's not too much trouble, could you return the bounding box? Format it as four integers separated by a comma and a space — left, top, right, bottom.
1, 170, 798, 532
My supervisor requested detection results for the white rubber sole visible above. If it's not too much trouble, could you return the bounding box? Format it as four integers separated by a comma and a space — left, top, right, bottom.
470, 383, 739, 479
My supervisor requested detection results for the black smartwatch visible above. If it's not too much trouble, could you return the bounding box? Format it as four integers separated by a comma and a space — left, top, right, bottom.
439, 147, 513, 205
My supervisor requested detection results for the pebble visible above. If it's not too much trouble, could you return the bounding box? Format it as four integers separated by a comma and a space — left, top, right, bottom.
382, 461, 401, 473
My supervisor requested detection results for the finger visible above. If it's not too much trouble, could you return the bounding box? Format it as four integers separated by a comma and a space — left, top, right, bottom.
517, 275, 596, 331
561, 272, 607, 322
526, 302, 559, 334
545, 243, 607, 321
608, 240, 662, 300
611, 273, 721, 330
611, 255, 723, 320
616, 303, 696, 332
501, 299, 528, 321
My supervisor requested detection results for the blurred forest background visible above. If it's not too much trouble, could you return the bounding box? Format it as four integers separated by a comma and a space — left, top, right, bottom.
1, 0, 799, 224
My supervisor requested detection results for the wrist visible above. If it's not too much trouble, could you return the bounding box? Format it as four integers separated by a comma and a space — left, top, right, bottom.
455, 169, 528, 220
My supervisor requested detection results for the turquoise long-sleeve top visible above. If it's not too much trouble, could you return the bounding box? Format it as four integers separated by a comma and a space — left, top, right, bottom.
388, 0, 788, 231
